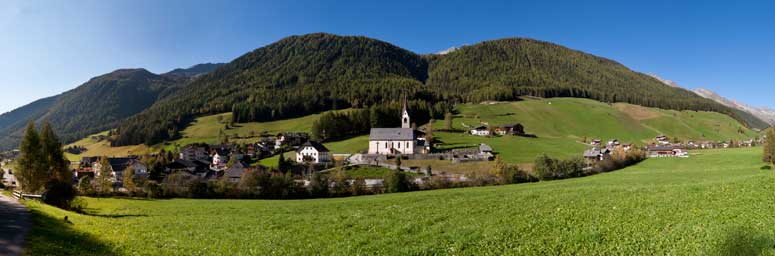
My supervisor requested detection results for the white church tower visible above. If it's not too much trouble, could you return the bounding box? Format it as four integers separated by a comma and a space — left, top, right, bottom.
401, 95, 411, 128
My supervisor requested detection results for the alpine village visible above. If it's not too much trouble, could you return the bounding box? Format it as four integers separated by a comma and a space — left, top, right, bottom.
2, 32, 775, 255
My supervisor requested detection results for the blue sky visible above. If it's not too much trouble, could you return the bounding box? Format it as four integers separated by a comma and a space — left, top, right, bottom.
1, 0, 774, 113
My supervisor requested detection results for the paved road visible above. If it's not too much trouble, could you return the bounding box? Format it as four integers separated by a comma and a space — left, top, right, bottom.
0, 193, 29, 256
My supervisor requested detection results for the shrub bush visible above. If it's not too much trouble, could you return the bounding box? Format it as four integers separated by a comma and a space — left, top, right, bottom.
42, 180, 77, 209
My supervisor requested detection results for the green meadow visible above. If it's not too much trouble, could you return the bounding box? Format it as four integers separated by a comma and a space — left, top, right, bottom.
23, 147, 775, 255
64, 98, 760, 167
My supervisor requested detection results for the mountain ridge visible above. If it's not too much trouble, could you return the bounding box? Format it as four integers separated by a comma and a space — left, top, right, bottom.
0, 64, 222, 150
693, 88, 775, 125
112, 33, 767, 146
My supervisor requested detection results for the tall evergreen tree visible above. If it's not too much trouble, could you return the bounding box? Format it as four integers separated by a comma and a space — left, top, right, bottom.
40, 121, 70, 183
17, 122, 46, 193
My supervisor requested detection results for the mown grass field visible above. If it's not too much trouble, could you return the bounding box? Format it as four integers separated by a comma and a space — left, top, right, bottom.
24, 147, 775, 255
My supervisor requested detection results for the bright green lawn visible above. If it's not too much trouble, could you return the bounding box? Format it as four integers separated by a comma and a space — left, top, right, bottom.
435, 98, 757, 144
23, 147, 775, 255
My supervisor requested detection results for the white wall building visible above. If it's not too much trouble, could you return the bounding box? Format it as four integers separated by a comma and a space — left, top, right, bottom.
470, 126, 490, 136
296, 141, 331, 163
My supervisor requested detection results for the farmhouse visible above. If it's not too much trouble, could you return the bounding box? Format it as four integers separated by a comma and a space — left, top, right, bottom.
583, 148, 611, 162
296, 141, 331, 163
223, 162, 247, 183
646, 145, 687, 158
470, 126, 490, 136
180, 145, 209, 162
276, 132, 309, 148
167, 159, 210, 177
494, 123, 524, 135
367, 98, 429, 155
92, 157, 148, 182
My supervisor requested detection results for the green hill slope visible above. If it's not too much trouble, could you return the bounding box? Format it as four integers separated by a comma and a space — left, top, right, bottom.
23, 147, 775, 255
72, 97, 756, 165
431, 98, 757, 163
426, 38, 765, 129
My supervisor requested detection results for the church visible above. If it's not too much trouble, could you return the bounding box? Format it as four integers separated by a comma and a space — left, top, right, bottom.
368, 98, 428, 155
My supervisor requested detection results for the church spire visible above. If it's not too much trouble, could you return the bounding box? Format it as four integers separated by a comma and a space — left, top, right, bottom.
401, 94, 410, 128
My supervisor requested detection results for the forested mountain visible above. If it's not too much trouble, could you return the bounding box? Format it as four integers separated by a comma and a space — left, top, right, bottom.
0, 69, 176, 150
0, 95, 61, 149
424, 38, 766, 129
0, 62, 229, 150
163, 63, 226, 78
112, 33, 437, 146
111, 33, 767, 146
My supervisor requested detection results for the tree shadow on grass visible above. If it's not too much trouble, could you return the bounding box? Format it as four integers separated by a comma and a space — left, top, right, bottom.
713, 226, 774, 256
25, 208, 117, 256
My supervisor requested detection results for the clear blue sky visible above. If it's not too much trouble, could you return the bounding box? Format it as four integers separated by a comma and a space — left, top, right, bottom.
1, 0, 774, 113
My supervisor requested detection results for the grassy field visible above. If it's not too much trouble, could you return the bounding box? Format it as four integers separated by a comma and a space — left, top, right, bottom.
425, 97, 758, 164
64, 131, 152, 161
435, 98, 757, 143
23, 147, 775, 255
169, 110, 354, 148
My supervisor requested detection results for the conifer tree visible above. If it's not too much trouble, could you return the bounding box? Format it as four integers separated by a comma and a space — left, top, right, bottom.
17, 122, 45, 193
40, 121, 70, 183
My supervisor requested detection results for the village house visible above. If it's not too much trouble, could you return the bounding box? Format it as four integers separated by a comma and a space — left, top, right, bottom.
469, 126, 490, 136
167, 159, 211, 177
494, 123, 524, 136
180, 145, 209, 162
210, 145, 233, 170
367, 98, 429, 155
646, 145, 688, 158
583, 147, 611, 163
276, 132, 309, 148
655, 135, 670, 145
223, 162, 248, 183
296, 141, 331, 163
92, 157, 148, 183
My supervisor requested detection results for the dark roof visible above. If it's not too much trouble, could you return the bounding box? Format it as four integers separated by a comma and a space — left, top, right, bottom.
472, 126, 488, 130
167, 159, 210, 171
106, 157, 139, 172
583, 148, 601, 158
369, 128, 415, 140
298, 141, 329, 152
81, 156, 101, 164
224, 164, 246, 178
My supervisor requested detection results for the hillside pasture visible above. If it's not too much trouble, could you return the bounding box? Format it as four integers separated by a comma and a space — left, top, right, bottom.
23, 147, 775, 255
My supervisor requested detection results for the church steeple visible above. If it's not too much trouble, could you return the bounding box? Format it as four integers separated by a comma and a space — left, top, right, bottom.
401, 94, 410, 128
